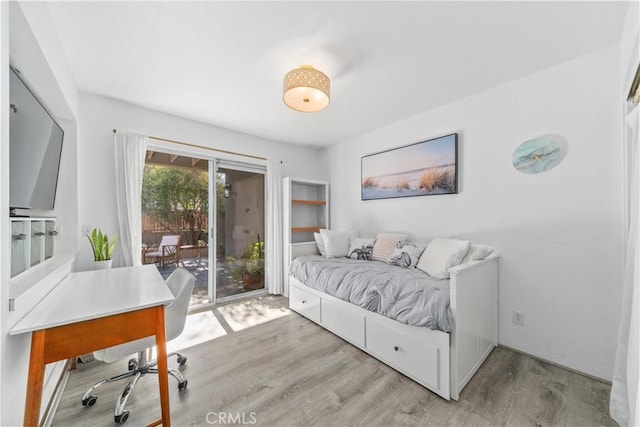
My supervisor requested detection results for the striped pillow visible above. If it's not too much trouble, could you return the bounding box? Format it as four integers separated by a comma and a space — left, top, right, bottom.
371, 232, 407, 262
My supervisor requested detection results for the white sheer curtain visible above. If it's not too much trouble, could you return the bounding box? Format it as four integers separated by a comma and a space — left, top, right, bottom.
114, 131, 148, 267
265, 159, 283, 294
610, 106, 640, 427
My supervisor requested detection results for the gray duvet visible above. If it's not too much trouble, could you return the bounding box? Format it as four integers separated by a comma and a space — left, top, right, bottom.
290, 255, 454, 332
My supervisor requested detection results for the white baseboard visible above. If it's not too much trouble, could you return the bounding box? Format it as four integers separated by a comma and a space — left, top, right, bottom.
40, 358, 72, 426
498, 344, 611, 385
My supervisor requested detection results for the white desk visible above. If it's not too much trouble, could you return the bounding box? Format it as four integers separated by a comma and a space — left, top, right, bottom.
11, 265, 175, 427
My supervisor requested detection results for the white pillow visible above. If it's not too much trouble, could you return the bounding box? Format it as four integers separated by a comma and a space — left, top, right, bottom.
314, 232, 326, 257
416, 238, 471, 279
387, 240, 425, 268
460, 244, 495, 264
348, 237, 375, 261
371, 232, 407, 262
320, 229, 358, 258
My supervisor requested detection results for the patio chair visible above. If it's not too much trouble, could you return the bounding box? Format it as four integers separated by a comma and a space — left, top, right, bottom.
144, 235, 181, 269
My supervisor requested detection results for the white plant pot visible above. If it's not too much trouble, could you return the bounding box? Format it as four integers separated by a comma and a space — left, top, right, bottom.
94, 260, 113, 270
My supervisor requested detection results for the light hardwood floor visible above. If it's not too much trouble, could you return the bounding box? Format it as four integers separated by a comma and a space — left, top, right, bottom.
53, 297, 615, 427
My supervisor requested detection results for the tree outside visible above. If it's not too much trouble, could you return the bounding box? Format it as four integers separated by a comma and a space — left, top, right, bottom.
142, 164, 211, 245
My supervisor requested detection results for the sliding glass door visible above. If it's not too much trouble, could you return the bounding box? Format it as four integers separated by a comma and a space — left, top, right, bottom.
142, 151, 211, 307
142, 148, 266, 308
213, 162, 266, 301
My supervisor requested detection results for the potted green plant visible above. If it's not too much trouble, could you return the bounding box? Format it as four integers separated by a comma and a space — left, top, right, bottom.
85, 228, 117, 270
226, 255, 243, 281
241, 240, 264, 290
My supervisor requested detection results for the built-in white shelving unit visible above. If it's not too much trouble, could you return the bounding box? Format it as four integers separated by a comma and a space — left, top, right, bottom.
283, 177, 329, 292
10, 217, 57, 278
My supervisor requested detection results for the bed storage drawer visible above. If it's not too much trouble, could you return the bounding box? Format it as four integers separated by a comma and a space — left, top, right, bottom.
366, 316, 443, 390
289, 284, 321, 323
321, 299, 365, 347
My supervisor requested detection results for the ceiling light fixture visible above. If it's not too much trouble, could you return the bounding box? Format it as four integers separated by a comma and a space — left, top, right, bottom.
283, 65, 330, 112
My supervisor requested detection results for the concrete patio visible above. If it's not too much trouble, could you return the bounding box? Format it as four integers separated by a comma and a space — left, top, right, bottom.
152, 256, 264, 306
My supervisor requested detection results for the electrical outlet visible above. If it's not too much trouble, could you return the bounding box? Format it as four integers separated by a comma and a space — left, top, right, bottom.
513, 310, 525, 326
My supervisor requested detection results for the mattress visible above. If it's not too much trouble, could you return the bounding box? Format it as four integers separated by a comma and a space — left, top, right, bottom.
289, 255, 454, 332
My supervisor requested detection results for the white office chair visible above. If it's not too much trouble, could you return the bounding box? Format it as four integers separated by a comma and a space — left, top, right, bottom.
81, 267, 195, 424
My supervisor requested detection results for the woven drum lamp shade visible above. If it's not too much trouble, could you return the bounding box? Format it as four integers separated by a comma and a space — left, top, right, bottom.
283, 65, 330, 112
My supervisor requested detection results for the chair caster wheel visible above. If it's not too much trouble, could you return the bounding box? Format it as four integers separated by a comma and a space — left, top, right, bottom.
81, 394, 97, 407
178, 379, 188, 391
115, 410, 130, 424
127, 358, 138, 371
177, 355, 187, 366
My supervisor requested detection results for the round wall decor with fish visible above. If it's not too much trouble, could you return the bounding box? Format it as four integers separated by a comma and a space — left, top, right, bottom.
512, 136, 563, 174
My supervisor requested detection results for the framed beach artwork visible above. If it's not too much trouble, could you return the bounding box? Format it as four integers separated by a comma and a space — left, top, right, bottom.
361, 133, 458, 201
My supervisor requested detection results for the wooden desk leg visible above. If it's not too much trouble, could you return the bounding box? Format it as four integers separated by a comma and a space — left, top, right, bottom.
155, 306, 171, 427
24, 330, 46, 427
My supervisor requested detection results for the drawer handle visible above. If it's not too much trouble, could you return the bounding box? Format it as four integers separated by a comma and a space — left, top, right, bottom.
12, 234, 27, 241
393, 346, 399, 352
34, 232, 46, 237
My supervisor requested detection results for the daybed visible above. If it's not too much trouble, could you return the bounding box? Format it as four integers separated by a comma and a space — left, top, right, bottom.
287, 233, 498, 401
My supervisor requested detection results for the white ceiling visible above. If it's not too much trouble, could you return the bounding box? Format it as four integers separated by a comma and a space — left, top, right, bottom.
44, 1, 628, 147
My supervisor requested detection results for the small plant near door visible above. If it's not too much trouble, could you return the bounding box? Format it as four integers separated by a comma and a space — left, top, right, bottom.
241, 237, 264, 290
85, 228, 117, 269
226, 256, 243, 281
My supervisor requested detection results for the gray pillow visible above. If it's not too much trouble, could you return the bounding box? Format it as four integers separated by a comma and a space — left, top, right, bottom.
320, 229, 358, 258
314, 232, 326, 257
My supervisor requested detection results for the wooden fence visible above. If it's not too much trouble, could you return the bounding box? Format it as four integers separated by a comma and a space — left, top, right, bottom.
142, 212, 208, 246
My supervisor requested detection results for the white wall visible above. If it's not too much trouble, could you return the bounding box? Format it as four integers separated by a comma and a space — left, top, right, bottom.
76, 93, 326, 271
10, 2, 78, 118
1, 2, 79, 425
5, 1, 79, 294
0, 1, 10, 422
325, 46, 624, 380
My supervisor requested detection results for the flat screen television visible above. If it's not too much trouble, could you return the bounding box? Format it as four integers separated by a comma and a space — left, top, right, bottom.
9, 67, 64, 213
